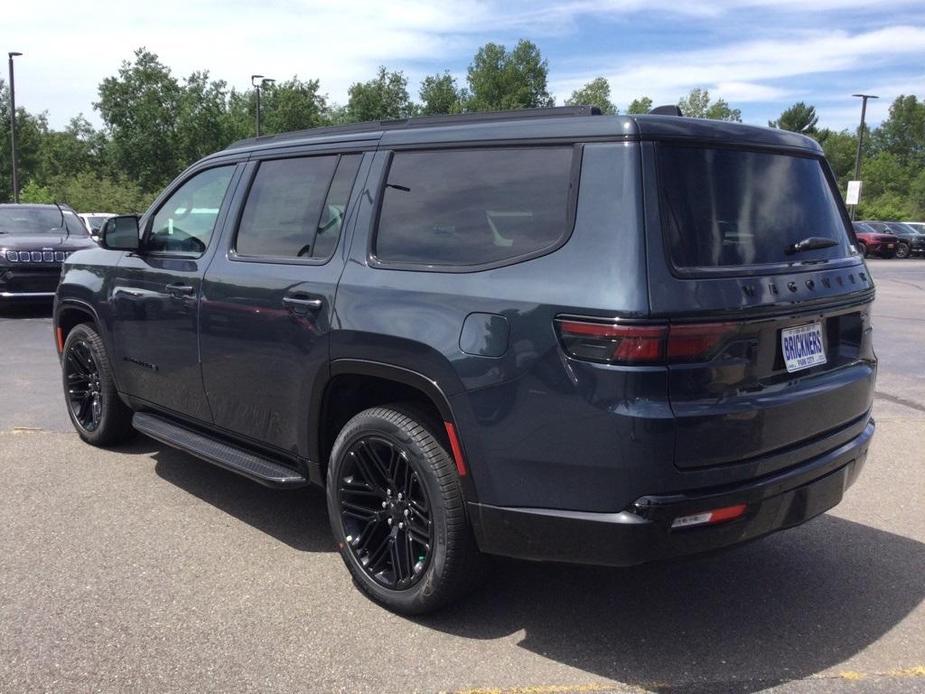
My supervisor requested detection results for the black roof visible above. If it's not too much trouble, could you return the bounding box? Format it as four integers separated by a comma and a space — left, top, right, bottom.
218, 106, 822, 158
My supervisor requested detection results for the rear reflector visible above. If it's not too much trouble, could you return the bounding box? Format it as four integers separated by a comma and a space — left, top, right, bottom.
671, 503, 747, 529
55, 327, 64, 353
444, 422, 467, 477
555, 318, 742, 365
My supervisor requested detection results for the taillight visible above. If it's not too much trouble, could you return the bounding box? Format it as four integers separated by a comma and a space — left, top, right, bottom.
555, 320, 667, 364
555, 319, 741, 364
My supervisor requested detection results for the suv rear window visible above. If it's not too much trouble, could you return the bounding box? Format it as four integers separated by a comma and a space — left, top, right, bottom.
374, 147, 575, 268
658, 145, 850, 270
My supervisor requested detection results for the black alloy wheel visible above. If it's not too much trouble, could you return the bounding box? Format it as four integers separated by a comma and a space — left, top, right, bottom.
895, 242, 911, 259
337, 435, 434, 589
65, 338, 103, 432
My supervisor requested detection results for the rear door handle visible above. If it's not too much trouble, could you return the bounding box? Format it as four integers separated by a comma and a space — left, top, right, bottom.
165, 283, 195, 297
282, 296, 323, 310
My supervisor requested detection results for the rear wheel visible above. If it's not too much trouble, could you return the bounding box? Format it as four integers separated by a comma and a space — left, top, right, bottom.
895, 242, 911, 259
326, 404, 484, 614
62, 323, 135, 446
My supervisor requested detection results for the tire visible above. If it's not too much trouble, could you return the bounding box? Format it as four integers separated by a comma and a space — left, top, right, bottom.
857, 242, 867, 258
326, 404, 485, 614
895, 242, 911, 259
61, 323, 135, 446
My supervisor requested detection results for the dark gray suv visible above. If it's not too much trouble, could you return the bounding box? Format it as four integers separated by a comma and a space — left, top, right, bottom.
54, 107, 876, 614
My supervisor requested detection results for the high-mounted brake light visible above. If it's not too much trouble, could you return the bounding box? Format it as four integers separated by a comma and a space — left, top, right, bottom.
555, 319, 741, 365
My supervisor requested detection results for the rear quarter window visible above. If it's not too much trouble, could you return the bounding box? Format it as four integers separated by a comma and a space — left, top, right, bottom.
373, 147, 576, 268
657, 145, 852, 271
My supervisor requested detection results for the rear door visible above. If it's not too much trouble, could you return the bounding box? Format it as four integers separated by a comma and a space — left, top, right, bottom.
643, 142, 876, 470
199, 151, 366, 455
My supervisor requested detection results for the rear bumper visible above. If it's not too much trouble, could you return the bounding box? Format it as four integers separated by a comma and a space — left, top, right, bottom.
470, 417, 874, 566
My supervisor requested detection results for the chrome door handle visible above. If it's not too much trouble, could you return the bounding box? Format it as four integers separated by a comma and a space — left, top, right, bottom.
166, 283, 194, 296
282, 296, 323, 310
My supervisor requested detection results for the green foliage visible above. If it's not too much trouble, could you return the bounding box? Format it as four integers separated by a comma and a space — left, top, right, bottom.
96, 48, 184, 191
565, 77, 616, 115
872, 95, 925, 168
817, 128, 859, 185
626, 97, 653, 115
419, 72, 462, 116
20, 172, 155, 213
0, 79, 47, 203
678, 88, 741, 122
347, 67, 414, 122
466, 40, 554, 111
769, 102, 819, 135
260, 78, 330, 133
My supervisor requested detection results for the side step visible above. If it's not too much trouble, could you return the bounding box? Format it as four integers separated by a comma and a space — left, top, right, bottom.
133, 412, 308, 488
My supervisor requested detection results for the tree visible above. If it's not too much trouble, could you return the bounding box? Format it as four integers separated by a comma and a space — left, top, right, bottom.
419, 72, 462, 115
20, 172, 155, 213
175, 71, 238, 166
260, 78, 329, 134
817, 129, 858, 186
347, 67, 414, 122
626, 96, 653, 115
96, 48, 183, 191
565, 77, 616, 115
466, 40, 554, 111
769, 102, 819, 135
0, 79, 47, 202
678, 88, 741, 121
872, 95, 925, 167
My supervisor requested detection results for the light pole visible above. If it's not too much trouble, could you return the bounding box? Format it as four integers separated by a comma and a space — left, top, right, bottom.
251, 74, 275, 136
850, 93, 878, 220
8, 52, 22, 203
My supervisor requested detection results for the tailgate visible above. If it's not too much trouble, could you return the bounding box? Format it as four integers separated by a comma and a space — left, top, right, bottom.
669, 297, 875, 469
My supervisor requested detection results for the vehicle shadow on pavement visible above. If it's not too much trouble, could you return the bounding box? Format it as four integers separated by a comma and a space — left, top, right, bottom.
419, 516, 924, 693
146, 443, 334, 553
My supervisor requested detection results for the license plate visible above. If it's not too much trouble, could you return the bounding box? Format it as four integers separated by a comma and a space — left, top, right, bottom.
887, 244, 895, 249
781, 322, 827, 373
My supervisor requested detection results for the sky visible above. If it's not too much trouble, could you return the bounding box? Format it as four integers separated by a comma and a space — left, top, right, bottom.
1, 0, 924, 132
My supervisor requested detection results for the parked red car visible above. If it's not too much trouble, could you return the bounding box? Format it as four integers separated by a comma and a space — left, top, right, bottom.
852, 222, 898, 258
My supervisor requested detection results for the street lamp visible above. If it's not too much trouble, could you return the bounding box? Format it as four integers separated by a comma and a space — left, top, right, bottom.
850, 93, 879, 220
7, 52, 23, 203
251, 74, 275, 137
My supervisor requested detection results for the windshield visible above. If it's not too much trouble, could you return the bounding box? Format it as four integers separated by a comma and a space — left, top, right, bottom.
658, 145, 851, 269
886, 222, 916, 236
85, 215, 111, 231
0, 207, 68, 234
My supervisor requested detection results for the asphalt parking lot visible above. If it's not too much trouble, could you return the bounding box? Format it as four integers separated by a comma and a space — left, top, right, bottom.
1, 259, 923, 693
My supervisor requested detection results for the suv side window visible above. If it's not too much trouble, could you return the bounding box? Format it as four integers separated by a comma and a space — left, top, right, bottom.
374, 147, 575, 268
235, 154, 361, 260
148, 166, 236, 254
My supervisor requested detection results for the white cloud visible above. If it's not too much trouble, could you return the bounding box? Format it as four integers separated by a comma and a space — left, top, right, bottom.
0, 1, 923, 129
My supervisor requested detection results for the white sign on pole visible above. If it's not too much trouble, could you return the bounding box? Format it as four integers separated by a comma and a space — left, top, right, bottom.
846, 180, 862, 206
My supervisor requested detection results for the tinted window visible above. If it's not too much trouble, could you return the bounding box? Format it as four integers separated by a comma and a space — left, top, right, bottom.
375, 148, 574, 267
658, 146, 851, 269
236, 155, 359, 260
149, 166, 235, 254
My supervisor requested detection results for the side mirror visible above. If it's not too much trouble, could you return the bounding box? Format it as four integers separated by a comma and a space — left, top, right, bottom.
101, 215, 141, 251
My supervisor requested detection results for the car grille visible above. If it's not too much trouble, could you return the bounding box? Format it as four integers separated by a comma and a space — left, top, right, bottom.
4, 250, 71, 264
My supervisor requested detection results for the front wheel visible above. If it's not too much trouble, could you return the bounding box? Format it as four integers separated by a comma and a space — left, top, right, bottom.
62, 323, 135, 446
326, 405, 485, 614
895, 242, 911, 259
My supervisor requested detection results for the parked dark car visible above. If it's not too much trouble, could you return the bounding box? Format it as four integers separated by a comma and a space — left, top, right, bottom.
860, 221, 925, 258
54, 107, 876, 614
852, 222, 898, 258
0, 203, 97, 301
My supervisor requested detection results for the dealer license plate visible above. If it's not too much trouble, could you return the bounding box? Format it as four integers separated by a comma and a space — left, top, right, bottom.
781, 322, 827, 373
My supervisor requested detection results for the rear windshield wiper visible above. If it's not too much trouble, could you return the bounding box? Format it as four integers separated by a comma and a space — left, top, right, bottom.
786, 236, 838, 255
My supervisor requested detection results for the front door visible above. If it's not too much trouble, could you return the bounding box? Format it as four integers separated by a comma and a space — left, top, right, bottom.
110, 164, 240, 421
199, 152, 366, 455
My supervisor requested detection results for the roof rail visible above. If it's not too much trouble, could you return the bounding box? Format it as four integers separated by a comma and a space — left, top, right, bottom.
225, 105, 604, 150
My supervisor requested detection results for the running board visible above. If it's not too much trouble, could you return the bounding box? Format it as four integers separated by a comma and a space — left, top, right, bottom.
132, 412, 308, 488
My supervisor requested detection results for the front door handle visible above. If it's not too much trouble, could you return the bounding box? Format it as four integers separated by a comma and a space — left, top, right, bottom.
282, 296, 323, 310
165, 283, 195, 297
